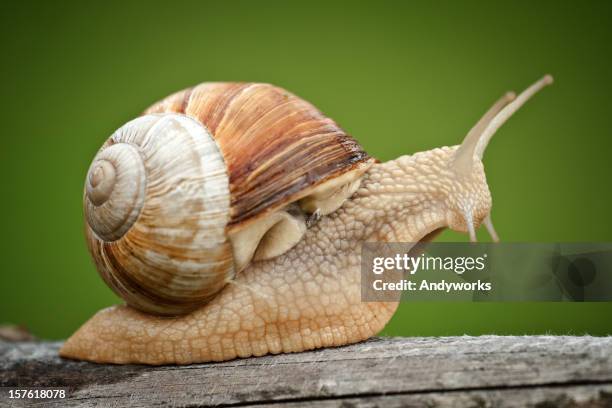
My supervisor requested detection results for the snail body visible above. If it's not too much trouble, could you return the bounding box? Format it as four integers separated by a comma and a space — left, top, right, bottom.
62, 76, 552, 364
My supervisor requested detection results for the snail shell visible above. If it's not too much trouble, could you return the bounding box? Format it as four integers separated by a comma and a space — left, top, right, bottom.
85, 82, 373, 315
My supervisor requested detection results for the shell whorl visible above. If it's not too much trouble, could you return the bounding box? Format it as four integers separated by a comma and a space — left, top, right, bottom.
84, 114, 233, 316
85, 143, 146, 241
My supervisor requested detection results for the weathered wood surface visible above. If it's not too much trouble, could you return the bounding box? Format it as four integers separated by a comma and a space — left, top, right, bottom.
1, 336, 611, 407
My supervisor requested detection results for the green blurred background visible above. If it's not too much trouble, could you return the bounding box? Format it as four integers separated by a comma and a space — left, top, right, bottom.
1, 0, 611, 340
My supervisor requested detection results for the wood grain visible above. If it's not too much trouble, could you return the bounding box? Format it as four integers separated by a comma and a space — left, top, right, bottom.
1, 336, 611, 407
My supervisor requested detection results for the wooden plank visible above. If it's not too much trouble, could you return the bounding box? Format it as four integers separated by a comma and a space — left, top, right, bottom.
251, 385, 612, 407
1, 336, 611, 407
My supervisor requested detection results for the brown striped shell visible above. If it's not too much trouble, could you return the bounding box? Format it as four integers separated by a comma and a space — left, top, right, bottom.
84, 82, 373, 316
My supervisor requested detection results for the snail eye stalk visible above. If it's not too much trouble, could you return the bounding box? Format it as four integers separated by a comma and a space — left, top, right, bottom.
453, 75, 554, 174
475, 75, 554, 160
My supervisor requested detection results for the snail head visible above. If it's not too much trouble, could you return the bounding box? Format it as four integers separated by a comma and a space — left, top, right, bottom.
447, 75, 554, 242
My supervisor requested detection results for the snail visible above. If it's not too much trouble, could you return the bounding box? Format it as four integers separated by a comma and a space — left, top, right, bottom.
61, 76, 553, 365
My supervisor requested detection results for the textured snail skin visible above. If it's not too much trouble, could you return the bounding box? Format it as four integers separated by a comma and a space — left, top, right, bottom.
60, 147, 491, 364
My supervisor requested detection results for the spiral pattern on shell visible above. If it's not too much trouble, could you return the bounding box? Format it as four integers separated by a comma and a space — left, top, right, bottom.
85, 143, 146, 241
84, 114, 233, 315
